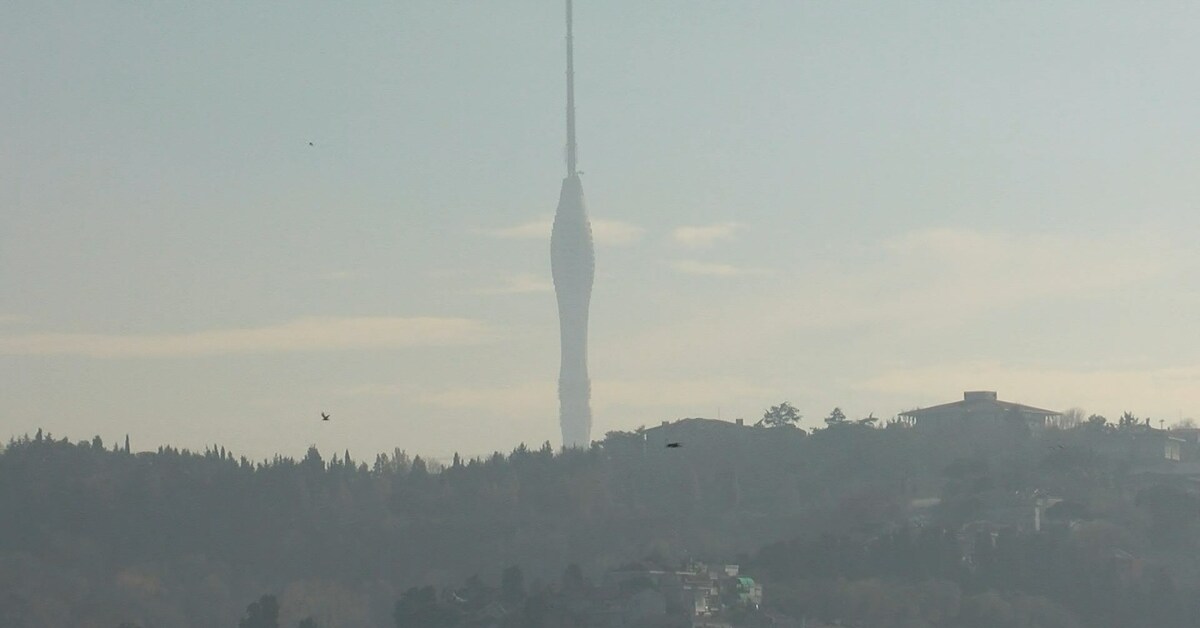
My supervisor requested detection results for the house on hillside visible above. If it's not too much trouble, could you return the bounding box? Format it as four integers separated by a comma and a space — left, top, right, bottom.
732, 576, 763, 609
639, 417, 806, 453
601, 562, 762, 626
1129, 431, 1184, 462
1168, 426, 1200, 442
899, 391, 1061, 434
1084, 424, 1186, 465
643, 417, 750, 449
1110, 427, 1196, 489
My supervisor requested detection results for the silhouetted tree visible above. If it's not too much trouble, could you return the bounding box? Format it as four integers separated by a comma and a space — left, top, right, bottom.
239, 594, 280, 628
759, 402, 802, 428
1061, 407, 1086, 429
410, 456, 428, 479
302, 446, 324, 471
501, 566, 526, 605
1118, 411, 1140, 430
824, 407, 848, 426
460, 574, 491, 610
393, 586, 454, 628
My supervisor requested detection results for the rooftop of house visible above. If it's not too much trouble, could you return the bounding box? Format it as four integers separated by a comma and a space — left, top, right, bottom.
1130, 461, 1200, 478
899, 391, 1061, 419
642, 417, 750, 433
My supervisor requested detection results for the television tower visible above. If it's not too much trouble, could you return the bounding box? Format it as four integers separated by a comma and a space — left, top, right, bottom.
551, 0, 595, 448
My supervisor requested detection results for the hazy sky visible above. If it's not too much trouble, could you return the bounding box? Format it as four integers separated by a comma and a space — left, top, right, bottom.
4, 1, 1200, 461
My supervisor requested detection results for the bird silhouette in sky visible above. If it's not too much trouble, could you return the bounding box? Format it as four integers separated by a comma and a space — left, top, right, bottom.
321, 412, 330, 421
666, 442, 682, 449
308, 141, 314, 147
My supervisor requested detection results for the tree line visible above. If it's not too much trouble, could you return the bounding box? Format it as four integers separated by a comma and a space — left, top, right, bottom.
1, 404, 1197, 626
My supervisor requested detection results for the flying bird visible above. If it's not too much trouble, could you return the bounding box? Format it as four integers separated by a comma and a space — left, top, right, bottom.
666, 442, 682, 449
321, 412, 330, 421
308, 141, 314, 146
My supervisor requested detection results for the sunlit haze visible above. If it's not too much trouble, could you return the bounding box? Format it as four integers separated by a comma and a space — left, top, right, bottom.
4, 1, 1200, 461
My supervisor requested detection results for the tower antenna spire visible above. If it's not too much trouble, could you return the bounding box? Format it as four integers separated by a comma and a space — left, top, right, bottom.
566, 0, 578, 176
552, 0, 594, 449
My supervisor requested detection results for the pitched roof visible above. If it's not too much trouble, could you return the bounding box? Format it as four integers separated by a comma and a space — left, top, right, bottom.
643, 417, 743, 432
899, 393, 1060, 419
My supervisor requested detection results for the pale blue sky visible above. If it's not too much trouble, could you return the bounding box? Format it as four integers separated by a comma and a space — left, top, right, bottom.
4, 2, 1200, 460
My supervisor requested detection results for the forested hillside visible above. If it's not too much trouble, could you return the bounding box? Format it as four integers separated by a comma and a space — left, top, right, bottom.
3, 412, 1199, 627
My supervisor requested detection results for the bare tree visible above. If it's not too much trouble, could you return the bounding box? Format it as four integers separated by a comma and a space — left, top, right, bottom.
1059, 407, 1086, 429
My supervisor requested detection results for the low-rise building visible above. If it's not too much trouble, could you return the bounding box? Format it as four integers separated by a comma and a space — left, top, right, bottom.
899, 391, 1061, 435
602, 561, 763, 626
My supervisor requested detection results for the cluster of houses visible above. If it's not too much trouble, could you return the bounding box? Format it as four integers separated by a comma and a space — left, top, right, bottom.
602, 561, 763, 627
448, 562, 763, 628
898, 390, 1198, 585
465, 391, 1180, 624
646, 390, 1199, 595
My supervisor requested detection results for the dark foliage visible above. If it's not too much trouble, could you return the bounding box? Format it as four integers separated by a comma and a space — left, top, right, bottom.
0, 416, 1197, 626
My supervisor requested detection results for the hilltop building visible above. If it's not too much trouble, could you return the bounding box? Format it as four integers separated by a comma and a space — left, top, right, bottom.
899, 391, 1061, 434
